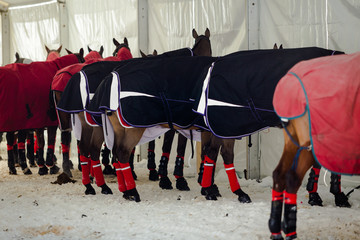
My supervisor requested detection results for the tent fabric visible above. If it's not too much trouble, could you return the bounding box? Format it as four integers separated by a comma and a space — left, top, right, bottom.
192, 47, 343, 139
273, 52, 360, 175
0, 54, 79, 132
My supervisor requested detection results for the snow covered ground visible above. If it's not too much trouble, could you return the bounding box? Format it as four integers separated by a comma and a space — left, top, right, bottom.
0, 136, 360, 240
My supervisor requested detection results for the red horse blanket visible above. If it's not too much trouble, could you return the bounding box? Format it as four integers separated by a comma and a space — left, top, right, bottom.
0, 54, 79, 132
273, 52, 360, 175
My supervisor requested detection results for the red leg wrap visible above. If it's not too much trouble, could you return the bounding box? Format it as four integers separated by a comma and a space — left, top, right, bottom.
201, 155, 215, 188
80, 155, 91, 185
284, 191, 297, 205
34, 135, 38, 152
7, 144, 13, 151
61, 143, 70, 153
120, 162, 136, 190
272, 189, 284, 202
48, 144, 55, 150
91, 159, 105, 187
224, 163, 240, 192
18, 142, 25, 150
162, 152, 170, 158
113, 162, 126, 192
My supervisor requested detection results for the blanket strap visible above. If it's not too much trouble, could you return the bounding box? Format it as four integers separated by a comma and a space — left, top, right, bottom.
247, 98, 264, 123
281, 121, 312, 171
159, 92, 174, 129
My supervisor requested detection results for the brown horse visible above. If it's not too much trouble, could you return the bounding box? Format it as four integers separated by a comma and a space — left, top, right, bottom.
269, 52, 360, 239
54, 38, 132, 195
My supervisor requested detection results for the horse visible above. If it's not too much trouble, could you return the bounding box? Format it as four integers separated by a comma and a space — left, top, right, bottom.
52, 46, 105, 177
54, 38, 133, 195
269, 52, 360, 240
0, 49, 84, 175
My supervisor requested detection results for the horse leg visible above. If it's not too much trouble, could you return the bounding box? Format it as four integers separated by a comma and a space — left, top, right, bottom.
269, 124, 298, 240
26, 130, 36, 167
174, 134, 190, 191
17, 130, 32, 175
89, 127, 112, 195
330, 173, 351, 207
61, 131, 73, 177
46, 126, 60, 174
158, 129, 175, 190
201, 132, 222, 200
221, 138, 251, 203
306, 162, 323, 206
108, 112, 143, 202
13, 132, 19, 167
6, 132, 17, 174
101, 144, 114, 175
147, 140, 159, 181
35, 128, 48, 175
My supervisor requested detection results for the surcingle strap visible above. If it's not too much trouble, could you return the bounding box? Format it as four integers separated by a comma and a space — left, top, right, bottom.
159, 92, 174, 129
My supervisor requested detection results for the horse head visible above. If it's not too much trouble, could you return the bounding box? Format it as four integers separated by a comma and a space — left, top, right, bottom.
273, 43, 283, 49
192, 28, 212, 57
14, 52, 32, 64
112, 37, 131, 57
140, 49, 158, 58
45, 45, 62, 61
88, 45, 104, 58
65, 48, 85, 63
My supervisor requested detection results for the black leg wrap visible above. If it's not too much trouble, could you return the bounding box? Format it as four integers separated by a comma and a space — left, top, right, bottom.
101, 146, 111, 166
147, 151, 156, 170
306, 168, 319, 192
26, 137, 35, 167
7, 150, 17, 175
282, 204, 297, 240
62, 152, 72, 177
45, 148, 55, 167
173, 157, 184, 177
13, 144, 19, 165
18, 149, 32, 175
269, 200, 283, 236
330, 173, 341, 195
158, 156, 169, 177
37, 148, 44, 166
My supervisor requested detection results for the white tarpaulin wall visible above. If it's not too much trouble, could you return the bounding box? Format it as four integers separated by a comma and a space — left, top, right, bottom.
1, 0, 360, 183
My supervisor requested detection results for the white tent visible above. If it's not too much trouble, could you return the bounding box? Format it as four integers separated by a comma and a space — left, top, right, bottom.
1, 0, 359, 182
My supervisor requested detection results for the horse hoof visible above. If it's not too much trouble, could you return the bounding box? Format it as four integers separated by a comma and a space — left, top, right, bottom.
308, 192, 323, 206
85, 184, 96, 195
205, 194, 217, 201
124, 188, 141, 202
176, 177, 190, 191
100, 184, 113, 195
69, 160, 74, 170
38, 166, 48, 176
102, 165, 114, 175
132, 170, 137, 181
201, 185, 221, 197
234, 188, 252, 203
270, 233, 284, 240
149, 170, 159, 181
9, 168, 17, 175
335, 192, 351, 208
23, 167, 32, 175
159, 176, 173, 190
49, 165, 60, 175
29, 161, 37, 168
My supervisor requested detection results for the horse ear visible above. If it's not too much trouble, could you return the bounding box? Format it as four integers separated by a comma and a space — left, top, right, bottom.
279, 44, 283, 49
99, 46, 104, 57
45, 45, 51, 54
153, 49, 158, 56
124, 37, 129, 47
57, 45, 62, 53
140, 50, 147, 58
65, 48, 73, 55
205, 28, 210, 38
273, 43, 278, 49
113, 38, 120, 47
79, 48, 84, 57
192, 29, 199, 39
15, 52, 20, 61
87, 46, 92, 53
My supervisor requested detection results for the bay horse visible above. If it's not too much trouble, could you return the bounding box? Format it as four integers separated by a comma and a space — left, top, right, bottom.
52, 46, 104, 177
55, 38, 133, 195
269, 52, 360, 240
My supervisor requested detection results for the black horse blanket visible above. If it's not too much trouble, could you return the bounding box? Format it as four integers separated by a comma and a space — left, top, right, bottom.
87, 56, 216, 129
0, 54, 79, 132
192, 47, 343, 138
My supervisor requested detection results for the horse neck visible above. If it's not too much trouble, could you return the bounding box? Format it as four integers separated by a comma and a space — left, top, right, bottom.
192, 36, 212, 57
